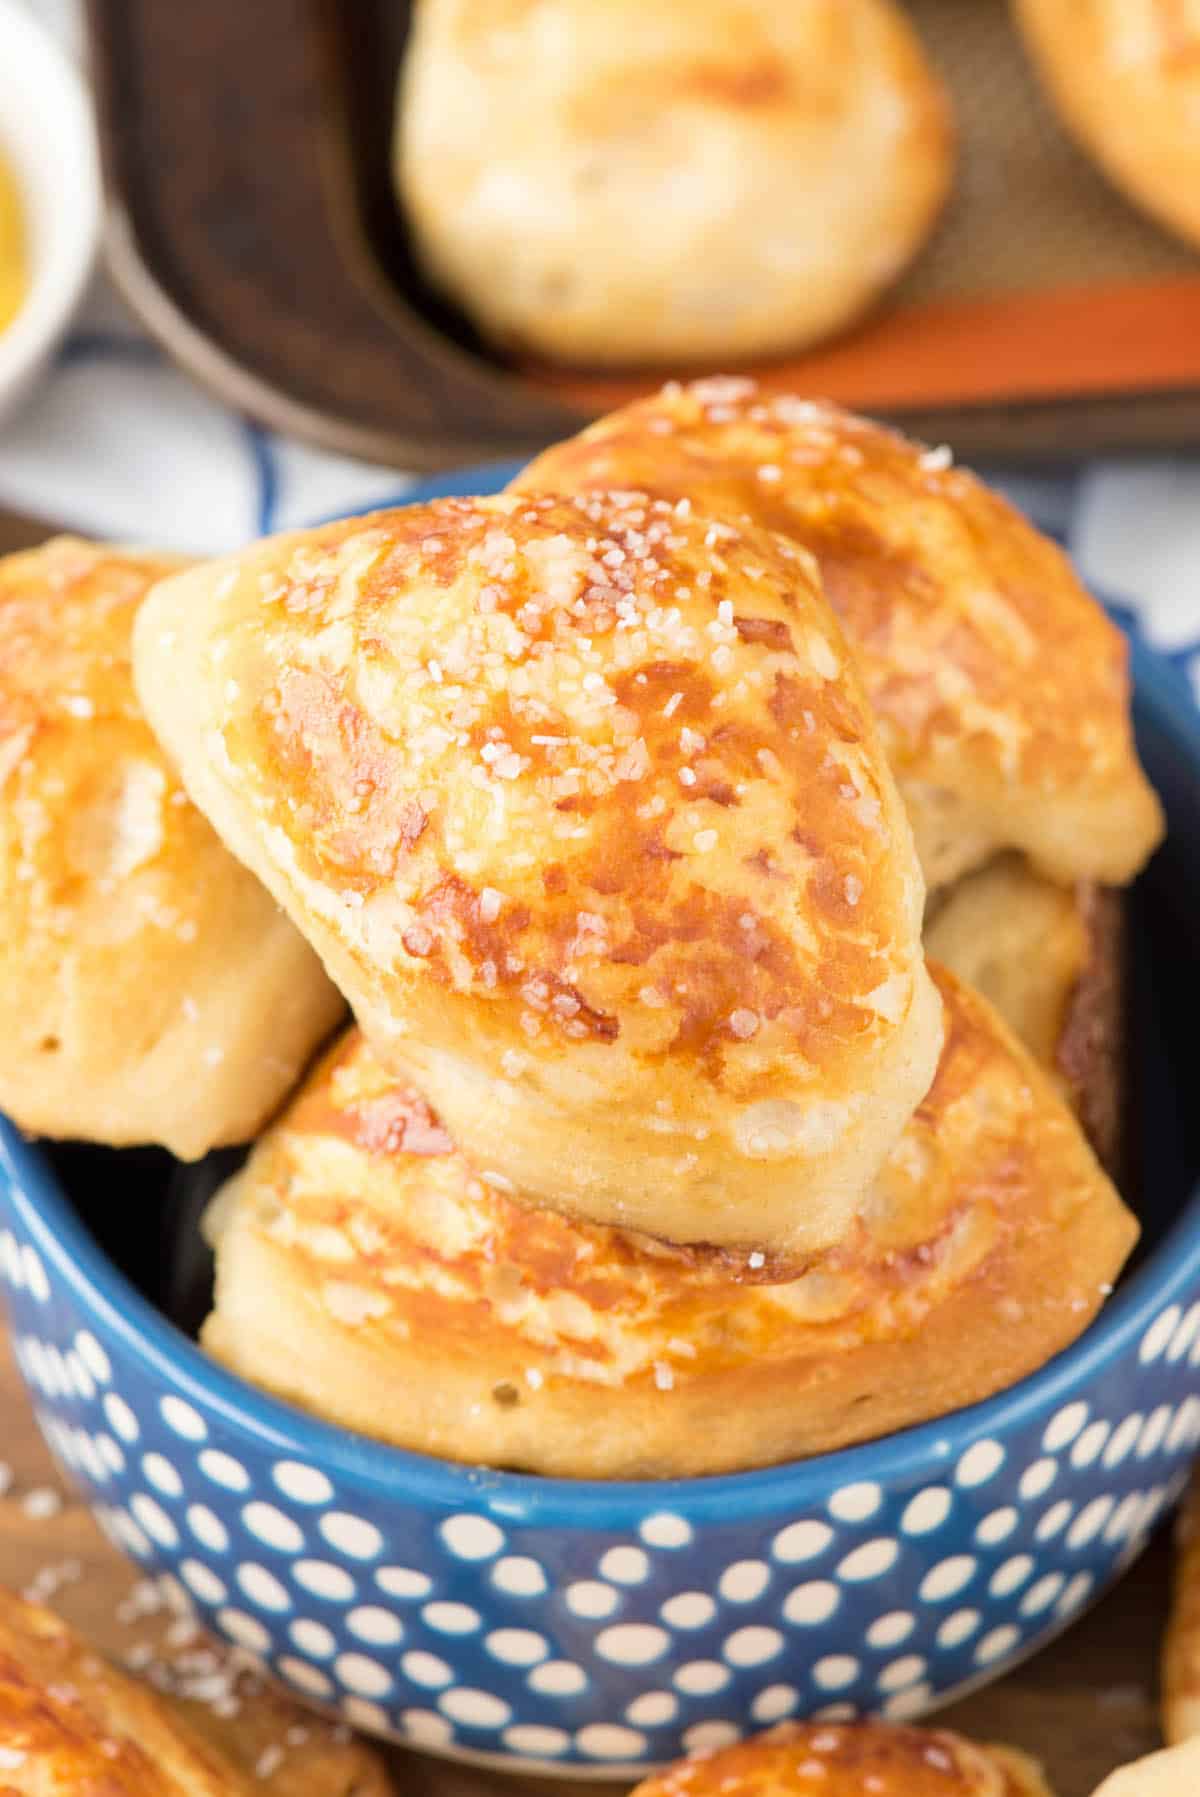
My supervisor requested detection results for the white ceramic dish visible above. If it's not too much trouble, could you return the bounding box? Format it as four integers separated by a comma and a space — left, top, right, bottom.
0, 0, 99, 423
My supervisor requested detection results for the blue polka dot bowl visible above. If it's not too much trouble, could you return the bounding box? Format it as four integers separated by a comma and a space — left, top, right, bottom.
1, 634, 1200, 1776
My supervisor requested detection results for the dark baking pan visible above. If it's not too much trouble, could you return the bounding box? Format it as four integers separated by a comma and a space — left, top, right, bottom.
86, 0, 1200, 469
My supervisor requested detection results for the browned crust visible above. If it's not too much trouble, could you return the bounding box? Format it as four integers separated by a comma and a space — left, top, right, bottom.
1055, 884, 1124, 1177
0, 536, 344, 1159
924, 859, 1124, 1175
0, 1586, 393, 1795
514, 384, 1163, 889
135, 493, 941, 1258
203, 968, 1137, 1479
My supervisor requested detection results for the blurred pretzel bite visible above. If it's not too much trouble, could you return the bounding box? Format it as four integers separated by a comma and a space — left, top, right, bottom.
1090, 1736, 1200, 1796
514, 384, 1162, 892
0, 539, 344, 1160
134, 494, 941, 1263
201, 966, 1135, 1479
0, 1586, 394, 1795
1014, 1, 1200, 254
629, 1720, 1054, 1797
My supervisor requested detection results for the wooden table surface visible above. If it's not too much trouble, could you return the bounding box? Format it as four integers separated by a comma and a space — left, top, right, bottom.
0, 503, 1175, 1793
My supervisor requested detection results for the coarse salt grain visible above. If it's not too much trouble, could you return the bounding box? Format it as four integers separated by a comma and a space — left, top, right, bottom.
693, 829, 718, 853
728, 1009, 759, 1039
479, 887, 503, 923
22, 1487, 62, 1520
654, 1363, 675, 1391
256, 1745, 285, 1779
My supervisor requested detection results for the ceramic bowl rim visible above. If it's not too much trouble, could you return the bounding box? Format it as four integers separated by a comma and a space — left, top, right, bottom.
1, 636, 1197, 1528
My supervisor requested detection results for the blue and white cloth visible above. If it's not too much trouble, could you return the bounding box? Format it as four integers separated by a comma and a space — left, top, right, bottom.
7, 0, 1200, 705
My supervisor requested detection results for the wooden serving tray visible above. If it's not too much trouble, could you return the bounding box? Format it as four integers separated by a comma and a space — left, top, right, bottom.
86, 0, 1200, 470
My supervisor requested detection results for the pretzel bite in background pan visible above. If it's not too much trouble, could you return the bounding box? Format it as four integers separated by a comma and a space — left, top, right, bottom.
396, 0, 953, 366
1014, 0, 1200, 253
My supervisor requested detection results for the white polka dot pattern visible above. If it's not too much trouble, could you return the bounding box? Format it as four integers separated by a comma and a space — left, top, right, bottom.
596, 1624, 669, 1666
782, 1581, 840, 1626
294, 1560, 355, 1602
529, 1660, 587, 1697
492, 1557, 547, 1597
290, 1618, 335, 1658
2, 1211, 1198, 1770
160, 1396, 205, 1441
956, 1441, 1005, 1488
599, 1546, 649, 1585
626, 1692, 677, 1726
674, 1661, 729, 1696
813, 1654, 859, 1691
752, 1684, 798, 1723
976, 1508, 1018, 1546
273, 1461, 333, 1505
867, 1611, 914, 1648
350, 1607, 406, 1647
377, 1566, 432, 1600
423, 1601, 481, 1635
440, 1516, 505, 1560
901, 1487, 952, 1535
640, 1514, 692, 1549
485, 1628, 547, 1666
321, 1513, 382, 1560
829, 1482, 882, 1522
404, 1651, 452, 1689
656, 1592, 713, 1632
718, 1561, 770, 1603
576, 1724, 648, 1760
566, 1581, 618, 1620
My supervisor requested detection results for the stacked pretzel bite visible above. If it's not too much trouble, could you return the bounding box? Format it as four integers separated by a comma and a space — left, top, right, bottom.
120, 381, 1158, 1482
